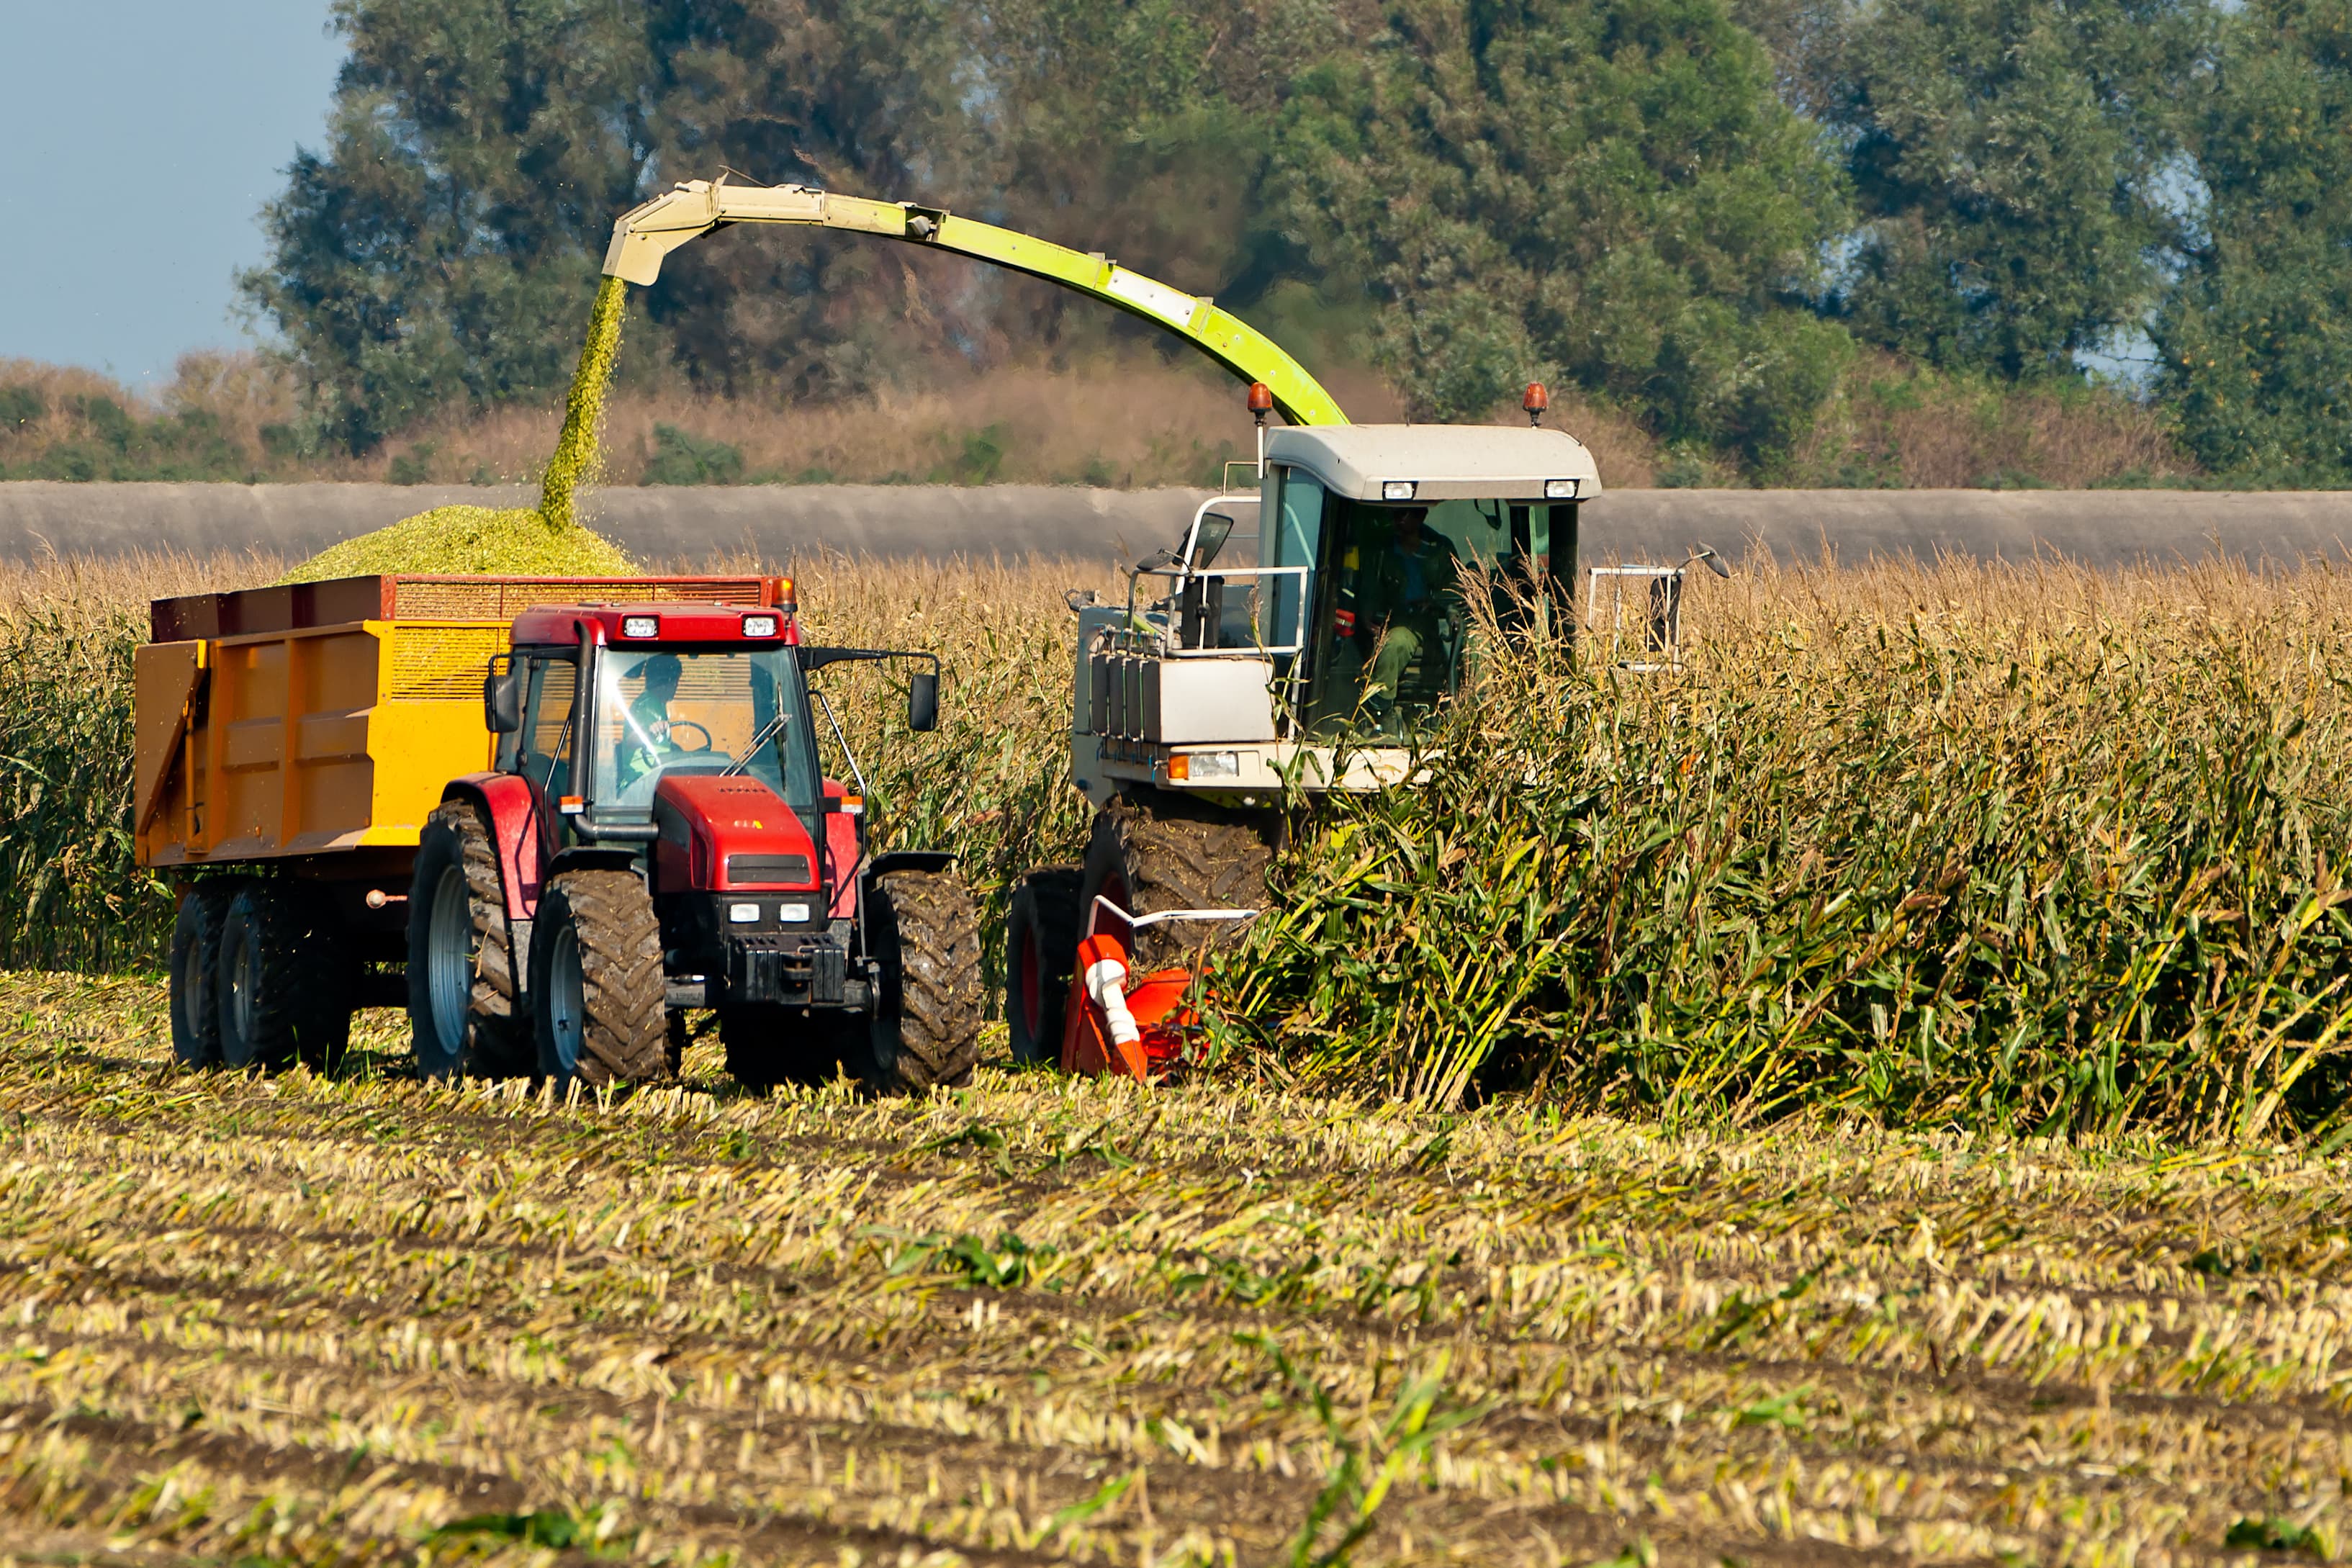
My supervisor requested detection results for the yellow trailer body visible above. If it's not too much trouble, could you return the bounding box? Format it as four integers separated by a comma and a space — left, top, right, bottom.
136, 618, 503, 867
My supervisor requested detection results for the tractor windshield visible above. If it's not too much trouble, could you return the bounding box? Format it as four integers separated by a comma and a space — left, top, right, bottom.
588, 646, 819, 815
1304, 497, 1567, 735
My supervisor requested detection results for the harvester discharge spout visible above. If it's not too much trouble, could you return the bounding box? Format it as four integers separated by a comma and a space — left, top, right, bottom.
602, 176, 1351, 428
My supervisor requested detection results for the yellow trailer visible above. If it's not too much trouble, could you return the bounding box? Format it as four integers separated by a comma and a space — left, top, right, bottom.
138, 571, 789, 1071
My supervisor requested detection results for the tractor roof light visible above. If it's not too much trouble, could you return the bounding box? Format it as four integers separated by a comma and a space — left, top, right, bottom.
1246, 382, 1274, 423
1382, 480, 1418, 502
775, 575, 797, 614
742, 613, 780, 638
1546, 479, 1577, 500
1524, 382, 1549, 425
620, 613, 659, 639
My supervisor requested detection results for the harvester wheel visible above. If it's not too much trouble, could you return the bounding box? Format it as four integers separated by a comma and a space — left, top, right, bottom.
1005, 866, 1082, 1064
217, 882, 353, 1074
168, 882, 234, 1068
860, 870, 983, 1093
529, 869, 671, 1087
1079, 793, 1271, 970
407, 802, 527, 1080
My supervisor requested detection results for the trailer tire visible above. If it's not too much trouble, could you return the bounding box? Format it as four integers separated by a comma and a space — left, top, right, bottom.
1005, 866, 1083, 1065
530, 869, 671, 1088
217, 883, 351, 1074
1079, 794, 1271, 970
861, 870, 983, 1094
407, 802, 527, 1080
169, 883, 234, 1068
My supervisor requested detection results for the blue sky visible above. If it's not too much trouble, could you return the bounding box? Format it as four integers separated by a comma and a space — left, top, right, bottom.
0, 1, 345, 388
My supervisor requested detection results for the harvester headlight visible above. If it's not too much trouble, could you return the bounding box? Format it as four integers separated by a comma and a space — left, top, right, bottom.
1381, 480, 1417, 502
778, 901, 811, 923
727, 902, 761, 924
1545, 479, 1577, 500
742, 614, 780, 638
1182, 751, 1242, 780
621, 614, 659, 639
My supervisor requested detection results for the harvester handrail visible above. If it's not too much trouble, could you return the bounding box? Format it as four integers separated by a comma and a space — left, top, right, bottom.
603, 176, 1351, 428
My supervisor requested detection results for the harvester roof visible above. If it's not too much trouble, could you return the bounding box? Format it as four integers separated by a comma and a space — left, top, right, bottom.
1264, 424, 1604, 503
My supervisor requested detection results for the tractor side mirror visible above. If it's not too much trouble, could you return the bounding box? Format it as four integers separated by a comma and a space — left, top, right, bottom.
908, 670, 939, 732
484, 660, 523, 733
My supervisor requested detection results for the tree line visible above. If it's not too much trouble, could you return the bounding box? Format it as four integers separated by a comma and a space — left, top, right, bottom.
241, 0, 2352, 484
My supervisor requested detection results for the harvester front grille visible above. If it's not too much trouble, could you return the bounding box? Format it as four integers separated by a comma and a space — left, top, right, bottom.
387, 626, 508, 703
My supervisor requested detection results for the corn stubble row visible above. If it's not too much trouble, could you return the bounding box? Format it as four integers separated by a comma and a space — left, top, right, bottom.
0, 973, 2346, 1565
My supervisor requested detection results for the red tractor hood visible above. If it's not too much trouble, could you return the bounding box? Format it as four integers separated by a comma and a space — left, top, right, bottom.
652, 775, 822, 892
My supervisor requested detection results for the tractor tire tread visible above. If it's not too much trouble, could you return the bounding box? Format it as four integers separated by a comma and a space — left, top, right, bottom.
1086, 796, 1271, 970
408, 802, 527, 1078
541, 870, 670, 1087
868, 870, 983, 1093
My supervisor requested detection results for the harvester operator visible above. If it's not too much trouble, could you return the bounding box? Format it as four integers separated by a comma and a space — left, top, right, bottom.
617, 652, 682, 790
1359, 507, 1461, 731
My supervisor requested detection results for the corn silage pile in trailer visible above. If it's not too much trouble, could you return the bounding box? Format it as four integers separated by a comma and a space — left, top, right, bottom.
277, 275, 639, 583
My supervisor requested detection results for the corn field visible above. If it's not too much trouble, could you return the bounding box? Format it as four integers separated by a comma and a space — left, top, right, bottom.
0, 972, 2348, 1564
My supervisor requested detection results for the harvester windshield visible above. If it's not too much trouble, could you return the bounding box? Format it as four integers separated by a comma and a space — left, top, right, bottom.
590, 647, 819, 812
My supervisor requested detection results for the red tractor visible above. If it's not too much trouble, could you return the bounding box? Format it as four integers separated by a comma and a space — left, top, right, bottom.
405, 588, 979, 1090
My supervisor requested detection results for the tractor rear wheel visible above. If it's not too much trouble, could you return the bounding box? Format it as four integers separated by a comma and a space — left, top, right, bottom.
860, 870, 983, 1093
217, 882, 353, 1073
1078, 793, 1271, 970
407, 802, 528, 1079
168, 882, 234, 1068
1004, 866, 1082, 1065
529, 869, 670, 1087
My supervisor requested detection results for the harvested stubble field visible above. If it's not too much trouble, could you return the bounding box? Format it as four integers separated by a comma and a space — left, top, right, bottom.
5, 545, 2352, 1561
0, 973, 2349, 1566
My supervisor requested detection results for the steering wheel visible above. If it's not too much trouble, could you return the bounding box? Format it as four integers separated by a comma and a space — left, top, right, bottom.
667, 719, 714, 753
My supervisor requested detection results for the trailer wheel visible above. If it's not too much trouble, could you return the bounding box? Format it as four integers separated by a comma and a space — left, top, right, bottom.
861, 870, 983, 1094
530, 869, 671, 1087
168, 883, 234, 1068
1005, 866, 1082, 1065
1079, 794, 1271, 970
407, 802, 526, 1080
217, 883, 352, 1073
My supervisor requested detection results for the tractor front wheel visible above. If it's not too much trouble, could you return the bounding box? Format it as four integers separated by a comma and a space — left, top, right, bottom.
860, 870, 983, 1093
1004, 866, 1082, 1064
528, 869, 671, 1087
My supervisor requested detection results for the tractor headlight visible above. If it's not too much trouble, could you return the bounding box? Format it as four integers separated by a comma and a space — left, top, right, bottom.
742, 614, 779, 638
727, 902, 760, 923
1381, 480, 1417, 502
1545, 479, 1577, 500
621, 614, 659, 639
778, 901, 812, 924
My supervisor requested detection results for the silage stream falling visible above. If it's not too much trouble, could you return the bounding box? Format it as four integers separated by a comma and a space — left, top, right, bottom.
277, 272, 639, 582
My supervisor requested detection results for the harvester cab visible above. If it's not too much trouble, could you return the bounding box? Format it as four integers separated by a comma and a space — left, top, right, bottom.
416, 586, 979, 1093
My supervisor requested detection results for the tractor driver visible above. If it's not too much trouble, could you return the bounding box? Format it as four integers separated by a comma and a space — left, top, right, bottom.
1358, 506, 1461, 731
616, 652, 682, 791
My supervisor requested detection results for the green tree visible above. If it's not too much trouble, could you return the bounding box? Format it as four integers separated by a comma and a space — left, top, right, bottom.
240, 0, 981, 452
2153, 0, 2352, 480
1281, 0, 1854, 464
1821, 0, 2210, 381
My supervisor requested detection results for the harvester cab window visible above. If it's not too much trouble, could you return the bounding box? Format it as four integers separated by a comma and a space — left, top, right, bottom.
519, 657, 578, 797
1304, 499, 1568, 736
590, 647, 817, 816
